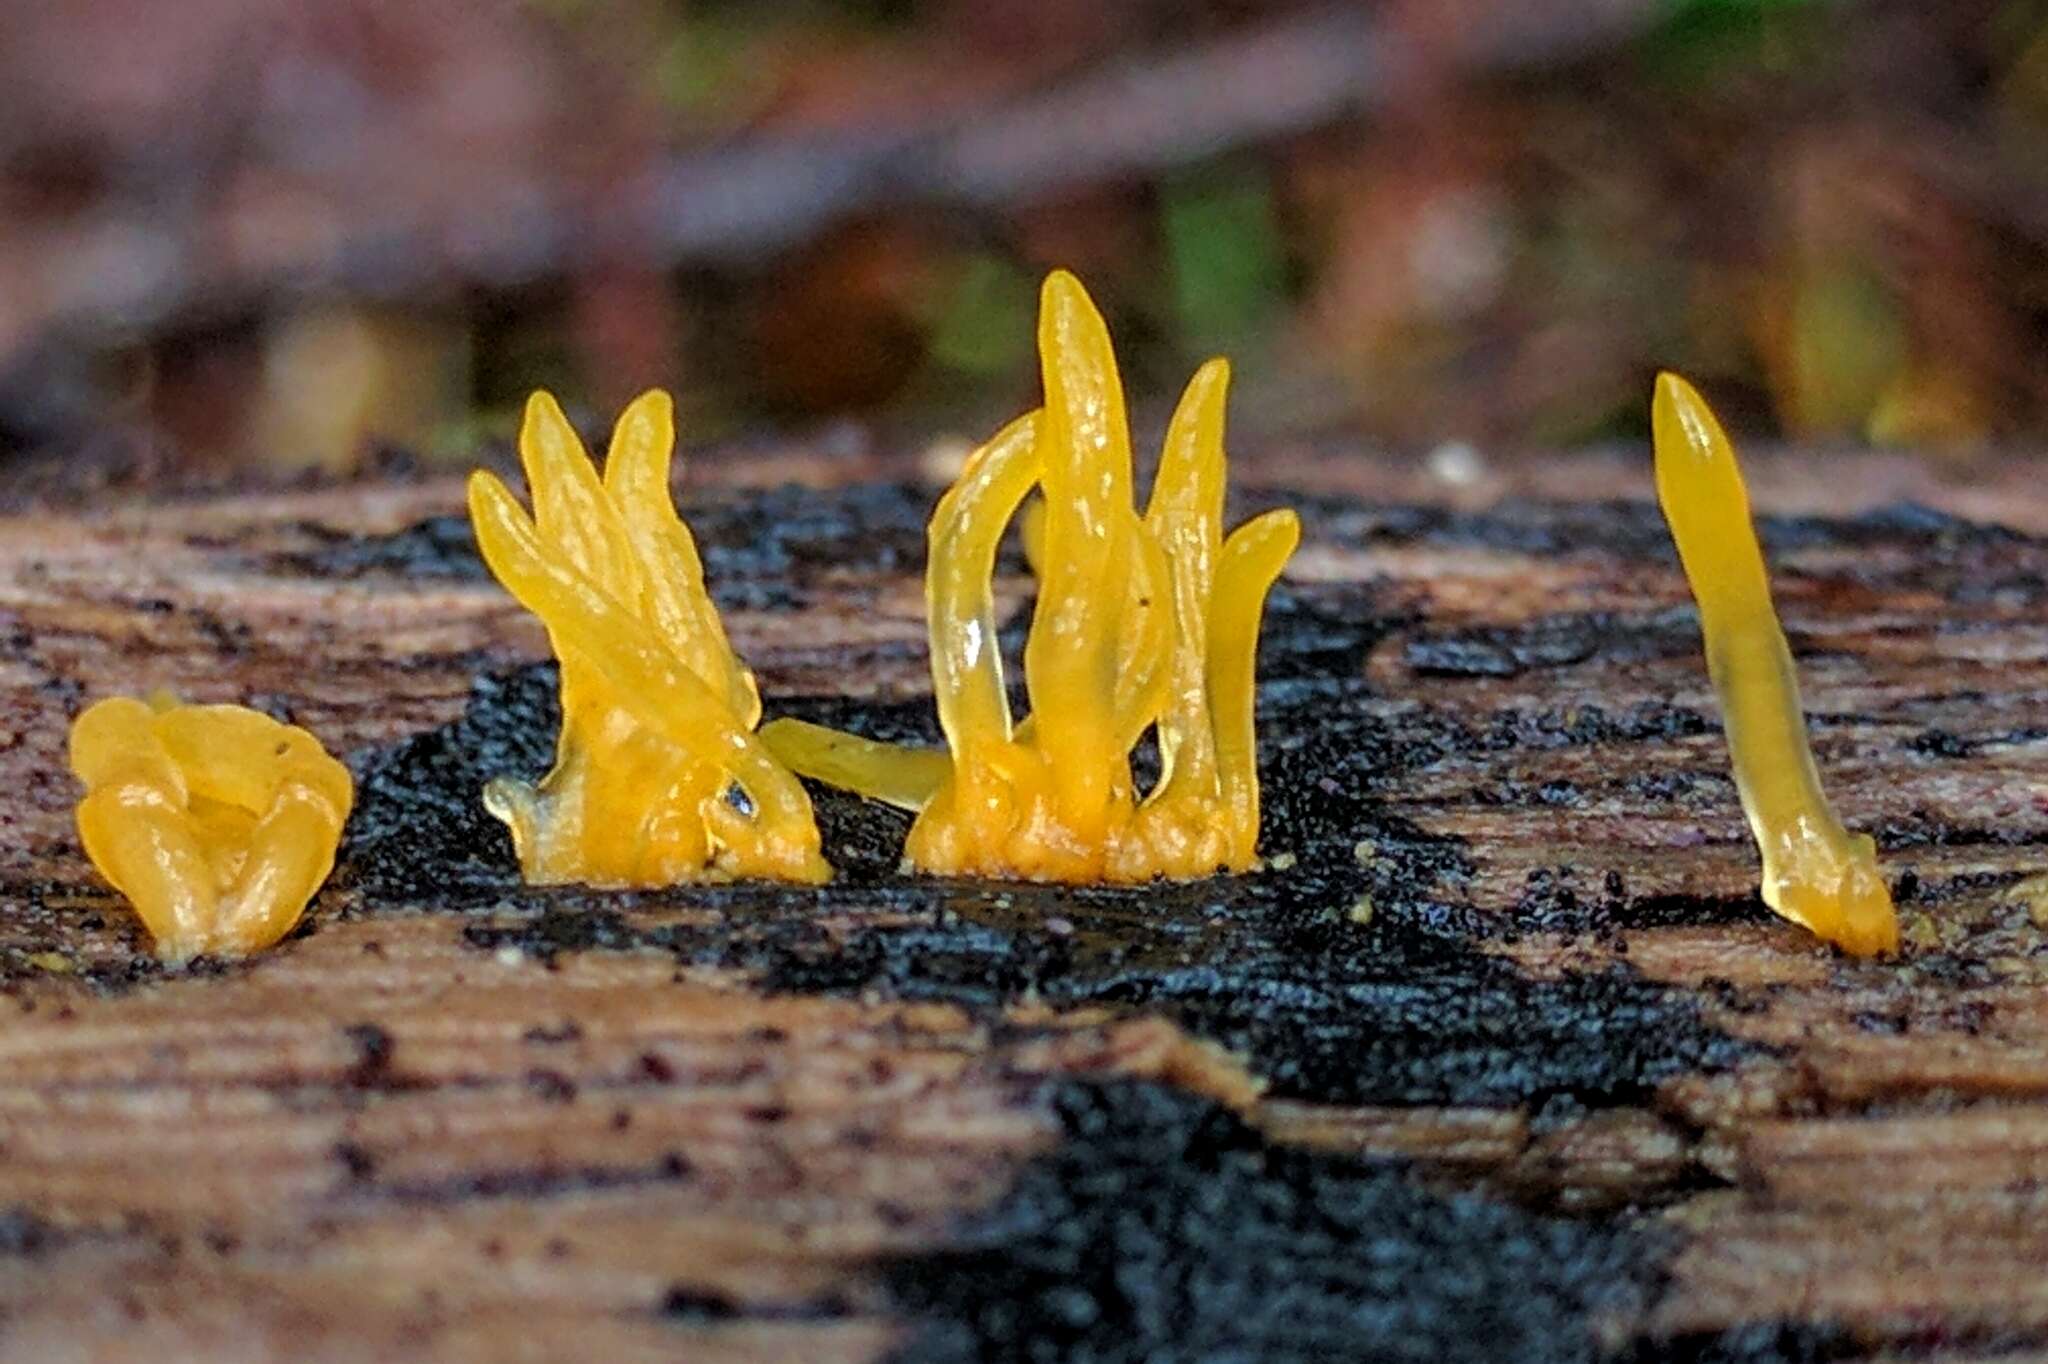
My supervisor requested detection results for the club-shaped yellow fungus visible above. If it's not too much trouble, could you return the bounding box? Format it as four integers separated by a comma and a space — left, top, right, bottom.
69, 693, 354, 962
466, 391, 828, 886
1653, 372, 1898, 957
761, 271, 1299, 881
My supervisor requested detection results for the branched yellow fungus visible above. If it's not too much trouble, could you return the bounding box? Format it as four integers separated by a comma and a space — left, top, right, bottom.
762, 271, 1299, 881
467, 390, 828, 886
69, 693, 353, 962
1653, 372, 1898, 956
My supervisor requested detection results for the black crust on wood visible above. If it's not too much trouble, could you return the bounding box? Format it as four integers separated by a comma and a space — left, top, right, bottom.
881, 1078, 1667, 1364
880, 1078, 1870, 1363
337, 484, 1770, 1111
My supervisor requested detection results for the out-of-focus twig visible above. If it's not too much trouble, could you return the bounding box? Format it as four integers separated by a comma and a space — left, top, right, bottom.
23, 0, 1661, 361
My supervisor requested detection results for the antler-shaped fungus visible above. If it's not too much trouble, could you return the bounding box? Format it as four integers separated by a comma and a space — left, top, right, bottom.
467, 391, 828, 886
763, 271, 1298, 881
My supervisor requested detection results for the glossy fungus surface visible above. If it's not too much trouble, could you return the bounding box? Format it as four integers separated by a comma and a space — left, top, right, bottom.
70, 693, 354, 961
467, 390, 828, 886
763, 271, 1298, 882
1653, 372, 1898, 956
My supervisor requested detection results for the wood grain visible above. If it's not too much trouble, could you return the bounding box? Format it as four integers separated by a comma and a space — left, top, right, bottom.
0, 449, 2045, 1361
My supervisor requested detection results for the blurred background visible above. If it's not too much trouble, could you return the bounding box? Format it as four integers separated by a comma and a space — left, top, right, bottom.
2, 0, 2045, 481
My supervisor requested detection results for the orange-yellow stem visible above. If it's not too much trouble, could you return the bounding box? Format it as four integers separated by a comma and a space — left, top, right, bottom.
1653, 372, 1897, 956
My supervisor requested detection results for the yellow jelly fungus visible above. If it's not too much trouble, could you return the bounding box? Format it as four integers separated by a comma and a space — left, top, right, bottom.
466, 390, 828, 886
762, 271, 1299, 881
1652, 372, 1898, 957
69, 693, 354, 962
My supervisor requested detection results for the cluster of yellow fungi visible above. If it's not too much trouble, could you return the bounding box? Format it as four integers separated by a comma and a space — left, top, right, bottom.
761, 271, 1300, 881
61, 269, 1904, 964
466, 390, 829, 887
69, 693, 353, 962
1653, 373, 1898, 957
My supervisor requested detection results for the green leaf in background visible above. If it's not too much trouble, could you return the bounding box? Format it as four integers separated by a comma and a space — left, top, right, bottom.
1787, 259, 1907, 437
1645, 0, 1828, 84
1664, 0, 1814, 13
1161, 164, 1288, 358
927, 253, 1037, 376
653, 12, 783, 130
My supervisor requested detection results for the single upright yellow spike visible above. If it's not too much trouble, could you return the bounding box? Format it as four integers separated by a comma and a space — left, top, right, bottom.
1145, 357, 1230, 803
521, 392, 642, 599
466, 390, 827, 887
1026, 270, 1142, 836
70, 696, 353, 962
1208, 507, 1300, 868
760, 270, 1297, 884
1652, 372, 1898, 956
600, 391, 761, 725
928, 413, 1041, 765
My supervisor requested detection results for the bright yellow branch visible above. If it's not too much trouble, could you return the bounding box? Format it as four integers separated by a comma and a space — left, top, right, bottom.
1026, 270, 1140, 836
929, 412, 1041, 764
1209, 508, 1300, 867
1145, 357, 1229, 804
1652, 372, 1897, 956
758, 718, 951, 812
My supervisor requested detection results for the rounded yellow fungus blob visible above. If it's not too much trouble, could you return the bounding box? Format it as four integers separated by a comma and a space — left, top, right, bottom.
70, 694, 354, 962
467, 390, 827, 886
1652, 372, 1898, 957
761, 271, 1298, 883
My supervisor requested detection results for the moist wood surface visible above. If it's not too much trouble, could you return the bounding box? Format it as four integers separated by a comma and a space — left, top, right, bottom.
0, 446, 2045, 1363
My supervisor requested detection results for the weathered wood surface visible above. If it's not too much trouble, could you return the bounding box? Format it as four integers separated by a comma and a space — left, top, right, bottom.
0, 445, 2045, 1363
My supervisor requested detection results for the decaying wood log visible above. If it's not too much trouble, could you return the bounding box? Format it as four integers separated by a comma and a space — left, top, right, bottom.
0, 446, 2044, 1362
